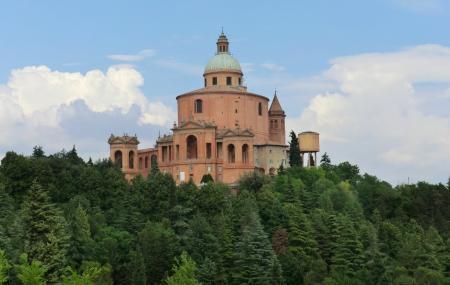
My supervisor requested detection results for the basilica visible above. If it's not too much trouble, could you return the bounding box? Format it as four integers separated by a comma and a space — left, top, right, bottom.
108, 32, 289, 184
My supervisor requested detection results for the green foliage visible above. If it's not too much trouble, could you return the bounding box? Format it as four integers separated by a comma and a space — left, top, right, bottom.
232, 210, 276, 285
0, 147, 449, 284
138, 221, 178, 284
16, 253, 47, 285
0, 250, 10, 284
22, 180, 69, 283
62, 263, 103, 285
238, 171, 270, 193
166, 251, 201, 285
200, 174, 214, 184
289, 131, 302, 167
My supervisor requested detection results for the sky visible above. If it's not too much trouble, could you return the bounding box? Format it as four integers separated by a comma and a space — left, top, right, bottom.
1, 0, 450, 184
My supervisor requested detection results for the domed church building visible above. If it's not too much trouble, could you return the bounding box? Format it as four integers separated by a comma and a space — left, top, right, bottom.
108, 32, 289, 184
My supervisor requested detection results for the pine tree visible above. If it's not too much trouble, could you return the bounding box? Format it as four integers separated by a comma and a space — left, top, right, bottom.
288, 131, 302, 167
166, 251, 201, 285
0, 250, 10, 284
331, 215, 364, 277
197, 258, 217, 285
129, 249, 146, 285
68, 204, 94, 269
150, 156, 160, 176
138, 221, 178, 284
232, 211, 276, 285
281, 203, 319, 284
21, 181, 69, 283
211, 214, 234, 284
32, 146, 45, 158
15, 253, 47, 285
320, 153, 331, 169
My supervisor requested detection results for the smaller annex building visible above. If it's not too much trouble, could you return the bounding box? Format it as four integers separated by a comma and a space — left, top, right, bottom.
109, 32, 290, 185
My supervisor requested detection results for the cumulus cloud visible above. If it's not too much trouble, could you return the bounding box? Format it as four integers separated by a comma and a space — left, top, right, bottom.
107, 49, 156, 62
0, 65, 175, 159
287, 44, 450, 184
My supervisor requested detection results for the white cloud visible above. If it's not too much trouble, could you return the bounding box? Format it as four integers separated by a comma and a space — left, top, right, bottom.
0, 65, 175, 159
287, 44, 450, 184
107, 49, 156, 62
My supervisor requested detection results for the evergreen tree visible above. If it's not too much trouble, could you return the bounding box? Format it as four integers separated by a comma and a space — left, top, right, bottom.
320, 152, 331, 169
63, 264, 103, 285
200, 174, 214, 184
281, 204, 319, 284
32, 146, 45, 158
16, 253, 47, 285
129, 249, 146, 285
232, 211, 276, 285
150, 156, 159, 176
289, 131, 302, 167
138, 221, 178, 284
166, 251, 201, 285
0, 250, 10, 284
21, 181, 69, 283
331, 215, 364, 277
197, 258, 217, 285
68, 203, 94, 269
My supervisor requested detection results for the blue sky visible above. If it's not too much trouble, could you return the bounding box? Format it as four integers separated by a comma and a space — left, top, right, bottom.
1, 0, 450, 184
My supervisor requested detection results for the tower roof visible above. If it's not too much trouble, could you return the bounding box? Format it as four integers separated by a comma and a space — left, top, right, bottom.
204, 32, 242, 73
269, 92, 285, 114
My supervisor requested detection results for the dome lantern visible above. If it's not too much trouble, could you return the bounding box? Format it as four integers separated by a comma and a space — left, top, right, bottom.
217, 31, 229, 53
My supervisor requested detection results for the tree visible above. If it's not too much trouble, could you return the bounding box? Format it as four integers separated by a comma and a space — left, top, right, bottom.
129, 249, 147, 285
62, 263, 103, 285
289, 131, 302, 167
68, 203, 94, 269
150, 156, 159, 176
138, 221, 178, 284
320, 153, 331, 170
166, 251, 201, 285
16, 253, 47, 285
32, 146, 45, 158
232, 210, 276, 285
200, 174, 214, 184
21, 181, 69, 283
331, 215, 364, 277
0, 250, 10, 284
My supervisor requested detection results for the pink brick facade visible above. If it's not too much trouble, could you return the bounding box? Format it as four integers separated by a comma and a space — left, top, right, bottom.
109, 33, 288, 185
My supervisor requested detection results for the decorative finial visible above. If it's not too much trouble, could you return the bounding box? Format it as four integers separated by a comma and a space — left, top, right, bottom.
221, 26, 224, 34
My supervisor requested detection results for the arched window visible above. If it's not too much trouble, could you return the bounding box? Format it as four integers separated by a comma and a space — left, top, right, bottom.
129, 151, 135, 169
228, 144, 235, 163
145, 156, 149, 168
194, 99, 203, 113
139, 157, 142, 169
258, 102, 262, 116
186, 135, 198, 159
114, 150, 122, 168
242, 144, 249, 164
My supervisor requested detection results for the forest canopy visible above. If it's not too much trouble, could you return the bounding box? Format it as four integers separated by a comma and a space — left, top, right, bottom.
0, 146, 449, 284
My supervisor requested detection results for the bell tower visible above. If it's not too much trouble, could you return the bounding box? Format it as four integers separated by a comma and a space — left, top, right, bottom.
108, 134, 139, 180
269, 91, 286, 145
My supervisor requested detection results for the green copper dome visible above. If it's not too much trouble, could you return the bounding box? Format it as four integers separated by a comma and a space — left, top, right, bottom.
205, 32, 242, 73
205, 53, 242, 72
